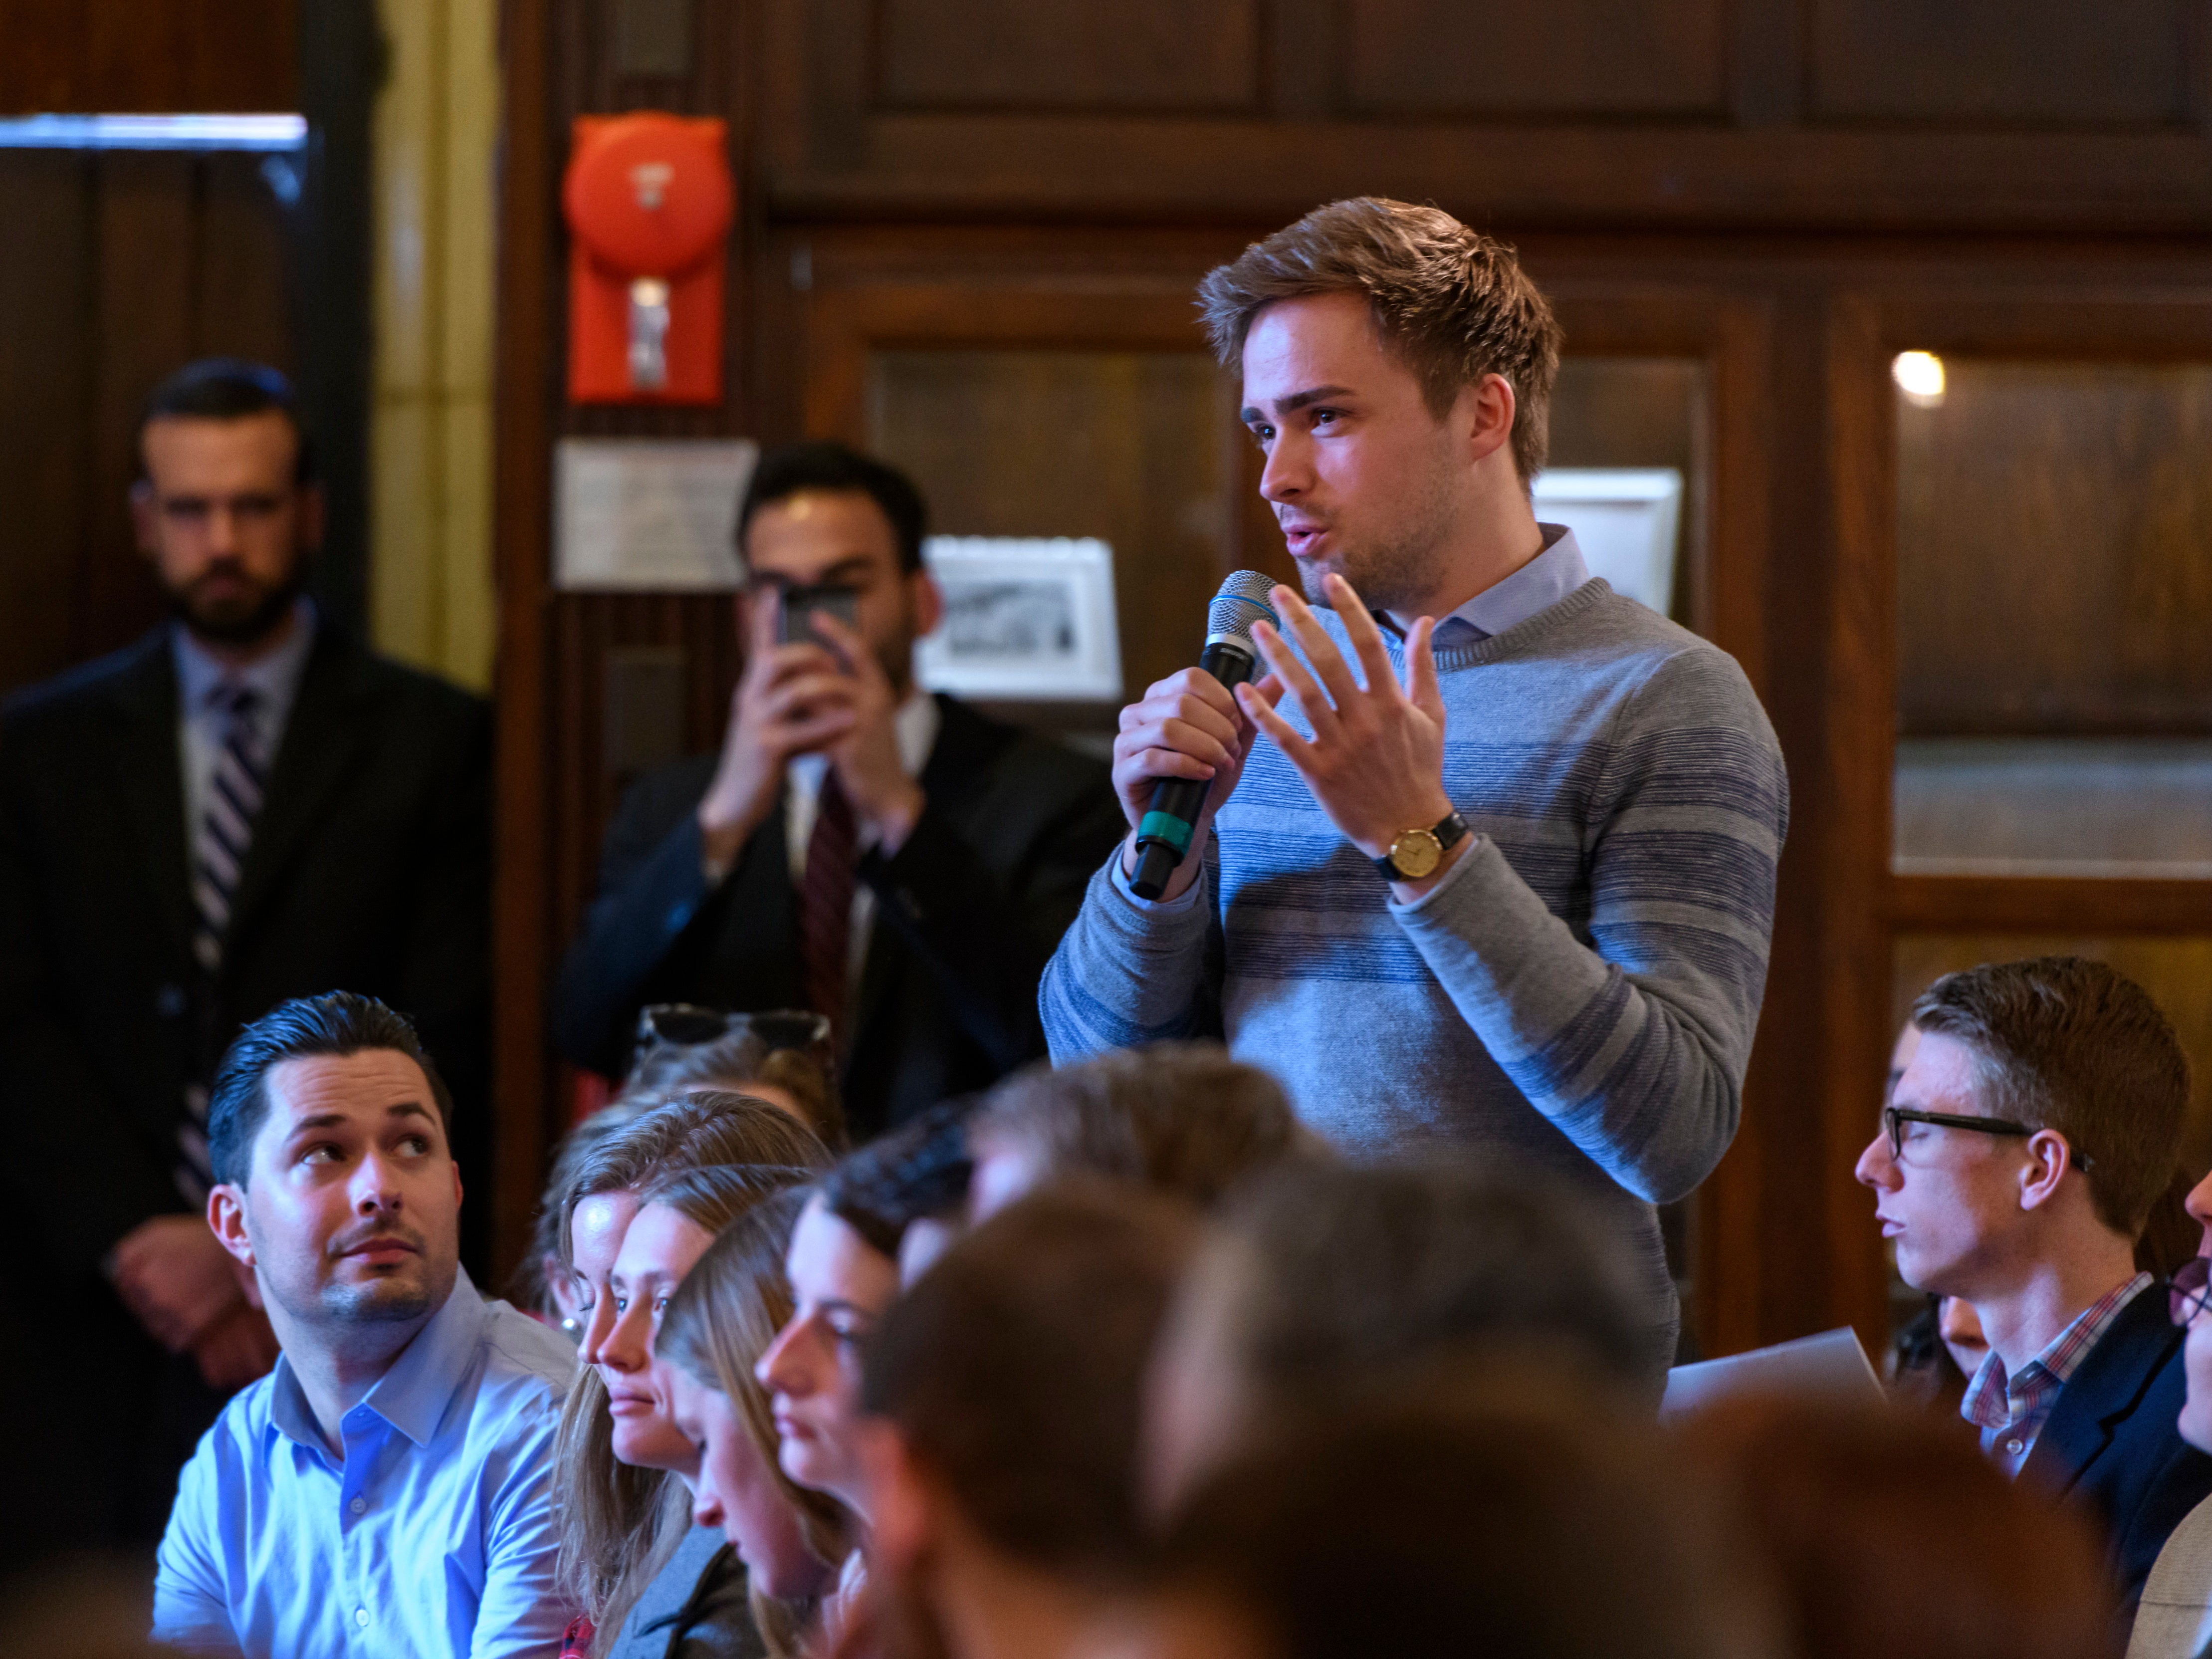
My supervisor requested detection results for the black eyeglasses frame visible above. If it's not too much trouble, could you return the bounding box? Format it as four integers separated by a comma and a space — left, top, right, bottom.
1882, 1105, 2096, 1172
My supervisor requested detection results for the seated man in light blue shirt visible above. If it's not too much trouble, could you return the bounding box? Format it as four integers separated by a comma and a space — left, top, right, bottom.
154, 991, 576, 1657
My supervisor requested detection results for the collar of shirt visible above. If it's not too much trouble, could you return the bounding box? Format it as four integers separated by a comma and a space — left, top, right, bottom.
1961, 1271, 2154, 1440
267, 1266, 488, 1456
172, 595, 319, 727
1380, 523, 1589, 645
786, 691, 941, 866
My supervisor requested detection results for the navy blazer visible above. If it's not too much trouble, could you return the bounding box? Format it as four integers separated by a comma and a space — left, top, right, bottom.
553, 694, 1124, 1142
2022, 1286, 2212, 1616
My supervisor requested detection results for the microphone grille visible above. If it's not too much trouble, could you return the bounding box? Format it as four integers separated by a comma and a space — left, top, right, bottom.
1207, 570, 1280, 647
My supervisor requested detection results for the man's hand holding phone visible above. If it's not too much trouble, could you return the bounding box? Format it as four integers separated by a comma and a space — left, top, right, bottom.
697, 582, 925, 868
697, 589, 865, 869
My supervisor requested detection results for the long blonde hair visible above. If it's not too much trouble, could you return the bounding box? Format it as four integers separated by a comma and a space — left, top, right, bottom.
661, 1187, 854, 1658
550, 1095, 827, 1657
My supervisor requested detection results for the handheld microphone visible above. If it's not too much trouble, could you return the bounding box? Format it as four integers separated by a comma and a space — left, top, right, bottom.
1128, 571, 1280, 901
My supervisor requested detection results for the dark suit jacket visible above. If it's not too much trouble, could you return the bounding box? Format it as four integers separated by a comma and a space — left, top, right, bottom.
554, 694, 1122, 1141
2022, 1287, 2212, 1616
0, 622, 490, 1551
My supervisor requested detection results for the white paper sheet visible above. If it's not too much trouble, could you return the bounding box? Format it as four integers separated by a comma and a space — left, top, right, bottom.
554, 438, 758, 591
1659, 1326, 1885, 1421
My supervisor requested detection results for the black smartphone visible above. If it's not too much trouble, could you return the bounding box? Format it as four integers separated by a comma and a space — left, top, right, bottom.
776, 584, 860, 654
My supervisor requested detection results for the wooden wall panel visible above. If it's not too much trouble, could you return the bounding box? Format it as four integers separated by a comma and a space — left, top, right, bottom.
1808, 0, 2192, 126
1345, 0, 1729, 118
0, 0, 298, 114
875, 0, 1260, 113
0, 155, 95, 698
1896, 362, 2212, 735
0, 150, 298, 697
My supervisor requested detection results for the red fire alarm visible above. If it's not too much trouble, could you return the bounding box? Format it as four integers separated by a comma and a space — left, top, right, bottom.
563, 112, 733, 405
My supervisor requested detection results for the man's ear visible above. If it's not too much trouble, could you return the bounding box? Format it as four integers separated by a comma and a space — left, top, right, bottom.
907, 569, 943, 642
855, 1418, 935, 1574
1459, 372, 1518, 468
2017, 1130, 2073, 1212
129, 478, 160, 558
208, 1183, 256, 1269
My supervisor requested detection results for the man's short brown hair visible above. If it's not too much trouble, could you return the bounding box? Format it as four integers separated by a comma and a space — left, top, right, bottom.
1912, 956, 2190, 1235
970, 1042, 1304, 1210
1196, 197, 1564, 482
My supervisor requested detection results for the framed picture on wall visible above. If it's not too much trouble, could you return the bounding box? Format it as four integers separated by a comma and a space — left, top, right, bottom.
913, 535, 1123, 701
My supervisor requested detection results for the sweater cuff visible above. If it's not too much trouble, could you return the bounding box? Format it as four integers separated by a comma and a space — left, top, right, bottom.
1108, 845, 1207, 913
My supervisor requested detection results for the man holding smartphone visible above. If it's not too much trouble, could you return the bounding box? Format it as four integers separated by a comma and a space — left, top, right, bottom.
556, 443, 1124, 1141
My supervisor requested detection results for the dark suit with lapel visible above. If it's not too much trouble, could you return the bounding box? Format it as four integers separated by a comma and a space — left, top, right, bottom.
554, 694, 1123, 1141
2022, 1287, 2212, 1618
0, 621, 491, 1555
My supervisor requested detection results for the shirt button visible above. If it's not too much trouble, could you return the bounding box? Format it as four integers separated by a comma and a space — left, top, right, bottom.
350, 1497, 366, 1514
354, 1608, 370, 1628
2005, 1438, 2024, 1455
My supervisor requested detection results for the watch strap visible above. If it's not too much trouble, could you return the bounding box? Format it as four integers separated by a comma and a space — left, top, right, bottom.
1373, 810, 1471, 881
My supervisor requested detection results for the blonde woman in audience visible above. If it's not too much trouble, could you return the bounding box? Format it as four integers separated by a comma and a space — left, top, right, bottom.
660, 1191, 854, 1659
552, 1098, 828, 1659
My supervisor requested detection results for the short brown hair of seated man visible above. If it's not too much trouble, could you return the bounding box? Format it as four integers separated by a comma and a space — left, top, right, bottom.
1123, 1380, 1786, 1659
1683, 1395, 2121, 1659
1140, 1159, 1659, 1514
964, 1042, 1306, 1222
1854, 954, 2206, 1620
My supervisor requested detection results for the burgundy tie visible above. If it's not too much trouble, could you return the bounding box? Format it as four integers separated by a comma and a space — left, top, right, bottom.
800, 771, 858, 1038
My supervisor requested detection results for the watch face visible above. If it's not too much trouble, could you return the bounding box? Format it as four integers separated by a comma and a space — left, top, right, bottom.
1390, 828, 1443, 880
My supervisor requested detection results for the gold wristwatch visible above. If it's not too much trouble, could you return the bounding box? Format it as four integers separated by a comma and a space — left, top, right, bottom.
1373, 810, 1471, 882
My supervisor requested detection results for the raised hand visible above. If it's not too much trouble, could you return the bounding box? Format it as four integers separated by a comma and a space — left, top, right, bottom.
807, 608, 926, 854
1235, 573, 1461, 893
696, 595, 863, 869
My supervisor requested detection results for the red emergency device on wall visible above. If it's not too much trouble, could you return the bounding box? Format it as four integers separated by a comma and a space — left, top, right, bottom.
563, 112, 732, 405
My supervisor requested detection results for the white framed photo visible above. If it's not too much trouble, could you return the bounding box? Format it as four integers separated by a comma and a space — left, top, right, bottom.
1530, 467, 1683, 616
913, 536, 1123, 701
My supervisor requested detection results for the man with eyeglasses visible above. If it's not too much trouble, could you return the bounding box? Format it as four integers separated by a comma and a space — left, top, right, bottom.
1855, 955, 2210, 1623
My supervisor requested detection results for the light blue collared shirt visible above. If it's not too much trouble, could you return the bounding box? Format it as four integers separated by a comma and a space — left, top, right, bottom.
171, 600, 318, 845
153, 1268, 578, 1658
1383, 522, 1590, 649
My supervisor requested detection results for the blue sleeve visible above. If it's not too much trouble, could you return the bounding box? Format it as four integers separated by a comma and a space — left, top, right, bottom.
466, 1410, 573, 1659
152, 1436, 241, 1654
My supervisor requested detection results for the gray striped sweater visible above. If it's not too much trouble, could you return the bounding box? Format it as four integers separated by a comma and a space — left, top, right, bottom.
1039, 578, 1789, 1347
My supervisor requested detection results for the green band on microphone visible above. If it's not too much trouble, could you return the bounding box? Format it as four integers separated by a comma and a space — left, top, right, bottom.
1137, 811, 1194, 854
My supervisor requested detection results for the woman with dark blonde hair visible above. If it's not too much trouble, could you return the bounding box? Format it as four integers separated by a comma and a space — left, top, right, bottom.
551, 1096, 829, 1658
660, 1190, 854, 1659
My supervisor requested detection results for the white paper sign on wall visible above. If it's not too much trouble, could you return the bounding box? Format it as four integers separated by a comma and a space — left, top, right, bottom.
554, 437, 758, 591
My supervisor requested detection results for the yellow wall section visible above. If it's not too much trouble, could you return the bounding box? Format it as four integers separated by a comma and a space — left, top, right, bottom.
370, 0, 498, 691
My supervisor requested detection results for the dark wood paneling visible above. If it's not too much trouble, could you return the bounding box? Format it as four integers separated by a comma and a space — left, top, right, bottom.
0, 154, 95, 696
875, 0, 1260, 113
0, 150, 297, 698
1809, 0, 2191, 126
1345, 0, 1728, 118
0, 0, 298, 113
1893, 875, 2212, 934
1897, 362, 2212, 735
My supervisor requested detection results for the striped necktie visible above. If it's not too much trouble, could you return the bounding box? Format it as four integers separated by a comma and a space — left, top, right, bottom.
178, 682, 266, 1197
799, 771, 857, 1041
191, 682, 267, 976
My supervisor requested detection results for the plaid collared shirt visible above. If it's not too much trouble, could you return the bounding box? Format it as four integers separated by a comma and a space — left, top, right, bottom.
1961, 1271, 2154, 1478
